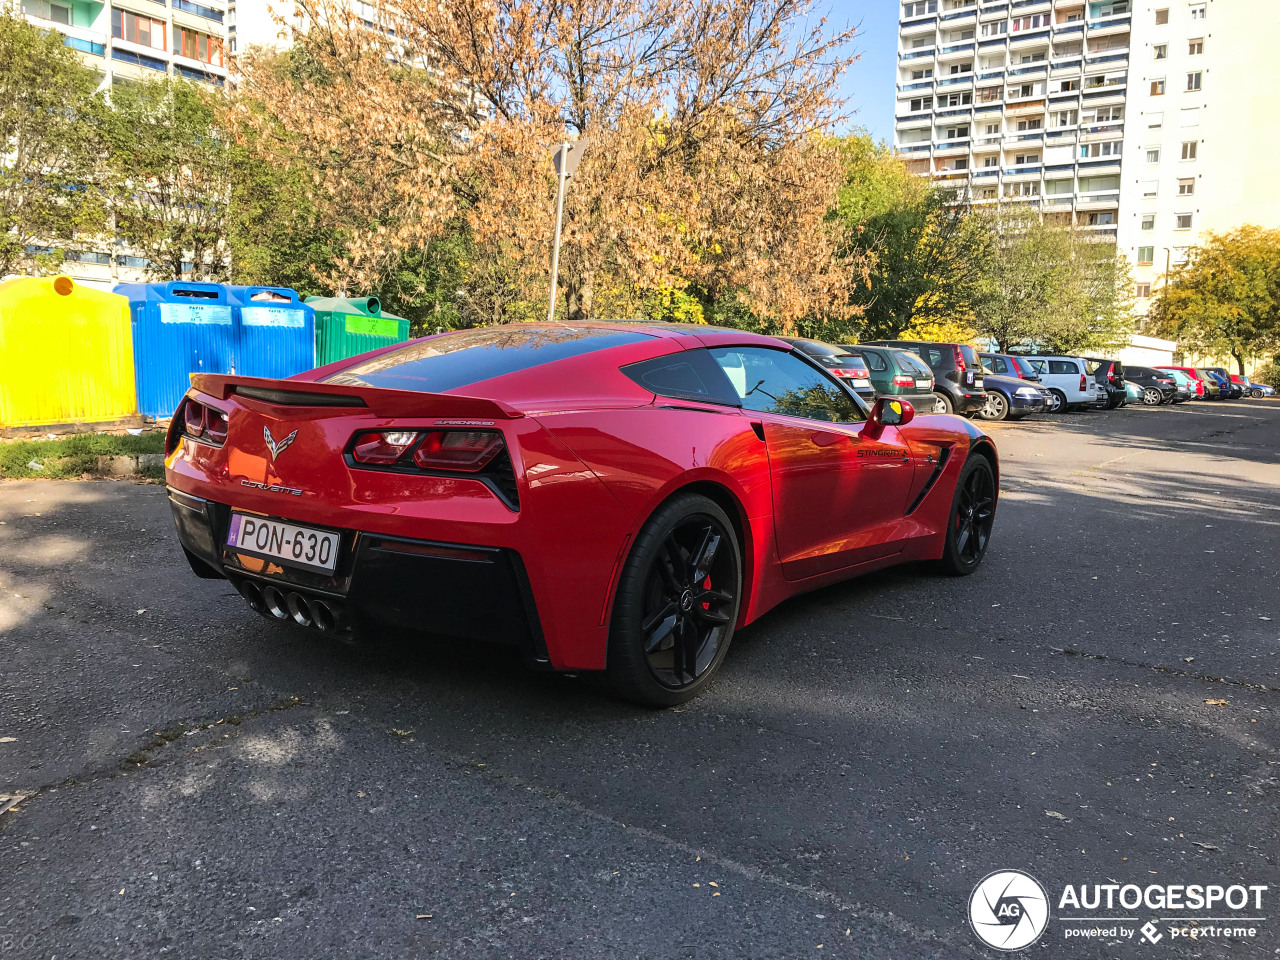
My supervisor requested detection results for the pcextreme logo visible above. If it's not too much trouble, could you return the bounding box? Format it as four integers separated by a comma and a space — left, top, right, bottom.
968, 872, 1268, 950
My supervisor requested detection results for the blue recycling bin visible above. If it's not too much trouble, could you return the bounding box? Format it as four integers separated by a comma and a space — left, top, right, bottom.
226, 286, 316, 381
116, 281, 235, 418
116, 282, 316, 418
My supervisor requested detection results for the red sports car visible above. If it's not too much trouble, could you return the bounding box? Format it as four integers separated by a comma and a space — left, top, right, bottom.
166, 322, 998, 706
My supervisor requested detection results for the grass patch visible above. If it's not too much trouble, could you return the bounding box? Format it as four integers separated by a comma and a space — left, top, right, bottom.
0, 432, 166, 479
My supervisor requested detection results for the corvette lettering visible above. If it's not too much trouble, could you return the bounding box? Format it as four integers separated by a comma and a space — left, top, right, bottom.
858, 448, 906, 458
240, 479, 304, 496
434, 419, 496, 426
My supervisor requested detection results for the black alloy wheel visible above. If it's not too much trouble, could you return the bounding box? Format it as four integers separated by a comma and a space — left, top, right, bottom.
607, 493, 742, 707
938, 456, 997, 576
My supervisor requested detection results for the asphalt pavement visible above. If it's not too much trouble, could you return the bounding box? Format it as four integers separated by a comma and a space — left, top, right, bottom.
2, 398, 1278, 959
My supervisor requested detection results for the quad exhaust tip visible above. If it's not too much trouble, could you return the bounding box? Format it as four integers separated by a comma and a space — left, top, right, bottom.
237, 578, 347, 637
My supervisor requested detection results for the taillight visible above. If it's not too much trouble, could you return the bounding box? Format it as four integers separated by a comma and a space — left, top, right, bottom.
953, 345, 966, 371
1079, 374, 1087, 391
891, 375, 915, 388
179, 399, 228, 447
352, 430, 419, 464
183, 401, 205, 438
413, 431, 505, 473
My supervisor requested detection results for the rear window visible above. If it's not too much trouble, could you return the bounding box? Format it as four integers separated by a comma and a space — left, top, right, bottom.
896, 352, 931, 377
855, 348, 888, 373
794, 339, 848, 359
324, 325, 652, 392
1012, 357, 1037, 377
835, 354, 870, 374
959, 344, 980, 367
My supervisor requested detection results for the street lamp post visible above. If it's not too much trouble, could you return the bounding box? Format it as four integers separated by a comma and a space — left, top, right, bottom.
546, 141, 585, 324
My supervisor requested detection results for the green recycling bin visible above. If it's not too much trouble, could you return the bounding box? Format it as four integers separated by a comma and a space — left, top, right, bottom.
307, 296, 410, 365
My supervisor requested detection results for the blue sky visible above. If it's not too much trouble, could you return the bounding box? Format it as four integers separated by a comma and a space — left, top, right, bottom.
823, 0, 898, 143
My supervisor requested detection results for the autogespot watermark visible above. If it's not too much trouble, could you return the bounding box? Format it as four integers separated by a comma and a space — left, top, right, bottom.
968, 871, 1268, 950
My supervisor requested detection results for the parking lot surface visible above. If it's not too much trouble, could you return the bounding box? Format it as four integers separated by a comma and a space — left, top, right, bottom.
2, 400, 1278, 959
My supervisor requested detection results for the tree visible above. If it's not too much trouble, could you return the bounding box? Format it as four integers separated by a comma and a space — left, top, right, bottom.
832, 137, 992, 341
973, 205, 1133, 355
238, 0, 862, 329
1148, 227, 1280, 373
101, 78, 237, 281
0, 9, 106, 277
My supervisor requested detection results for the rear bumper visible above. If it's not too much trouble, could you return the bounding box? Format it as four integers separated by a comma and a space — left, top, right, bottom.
945, 389, 987, 414
168, 487, 550, 665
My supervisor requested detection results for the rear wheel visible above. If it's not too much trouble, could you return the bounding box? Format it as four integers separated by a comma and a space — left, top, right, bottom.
978, 391, 1009, 421
933, 392, 954, 415
1142, 387, 1162, 405
937, 456, 997, 576
606, 494, 742, 707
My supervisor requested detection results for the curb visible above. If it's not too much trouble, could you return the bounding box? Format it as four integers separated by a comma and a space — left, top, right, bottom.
96, 453, 166, 477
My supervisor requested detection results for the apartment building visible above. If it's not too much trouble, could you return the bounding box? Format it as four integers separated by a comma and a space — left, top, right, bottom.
1117, 1, 1280, 309
895, 0, 1280, 313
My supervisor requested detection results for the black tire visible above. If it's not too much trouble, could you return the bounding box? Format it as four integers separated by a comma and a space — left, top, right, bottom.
1252, 388, 1264, 399
606, 493, 743, 707
978, 391, 1009, 421
937, 455, 997, 576
934, 391, 954, 415
1048, 389, 1067, 413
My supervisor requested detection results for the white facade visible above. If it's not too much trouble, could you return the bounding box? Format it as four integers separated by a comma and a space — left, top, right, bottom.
226, 0, 296, 56
1116, 333, 1176, 366
1117, 0, 1280, 311
896, 0, 1280, 318
895, 0, 1132, 242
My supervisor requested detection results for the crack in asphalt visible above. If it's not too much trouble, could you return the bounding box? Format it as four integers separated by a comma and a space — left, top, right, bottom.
0, 694, 309, 829
1056, 646, 1280, 695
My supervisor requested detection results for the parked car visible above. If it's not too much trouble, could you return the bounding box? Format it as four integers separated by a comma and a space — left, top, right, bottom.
980, 352, 1044, 383
1196, 367, 1234, 399
1084, 358, 1127, 409
1245, 377, 1276, 398
1202, 367, 1242, 399
780, 338, 876, 403
1020, 356, 1103, 412
1124, 366, 1179, 405
844, 345, 937, 412
165, 321, 1000, 706
975, 371, 1052, 421
863, 340, 986, 416
1158, 368, 1196, 402
1157, 365, 1216, 399
1124, 380, 1146, 404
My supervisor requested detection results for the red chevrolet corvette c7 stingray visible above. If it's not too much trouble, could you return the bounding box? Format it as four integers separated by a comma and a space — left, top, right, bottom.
166, 321, 998, 705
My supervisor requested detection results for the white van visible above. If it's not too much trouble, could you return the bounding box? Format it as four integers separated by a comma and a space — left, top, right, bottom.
1021, 356, 1105, 412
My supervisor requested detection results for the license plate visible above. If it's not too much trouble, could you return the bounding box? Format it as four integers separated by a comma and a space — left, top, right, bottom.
852, 378, 871, 388
226, 513, 340, 573
915, 378, 932, 389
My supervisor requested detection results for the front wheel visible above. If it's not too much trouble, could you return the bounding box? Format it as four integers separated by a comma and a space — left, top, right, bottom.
937, 455, 997, 576
606, 494, 743, 707
1048, 390, 1066, 413
978, 391, 1009, 421
1251, 388, 1264, 399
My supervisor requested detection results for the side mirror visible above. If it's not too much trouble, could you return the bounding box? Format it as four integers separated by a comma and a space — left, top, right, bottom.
870, 397, 914, 430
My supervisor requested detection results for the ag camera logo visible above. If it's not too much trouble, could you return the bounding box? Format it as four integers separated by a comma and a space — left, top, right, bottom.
969, 870, 1050, 951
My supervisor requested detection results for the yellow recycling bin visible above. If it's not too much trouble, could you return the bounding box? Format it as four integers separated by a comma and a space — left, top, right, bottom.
0, 275, 137, 428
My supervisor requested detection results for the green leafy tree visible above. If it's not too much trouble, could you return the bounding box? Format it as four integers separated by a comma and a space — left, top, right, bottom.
832, 135, 992, 341
1148, 226, 1280, 373
102, 78, 236, 280
0, 9, 106, 276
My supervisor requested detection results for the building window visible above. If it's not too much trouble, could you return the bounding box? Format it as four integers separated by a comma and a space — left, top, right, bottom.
1190, 3, 1205, 19
1146, 147, 1160, 163
979, 86, 1000, 102
949, 62, 973, 75
1005, 181, 1040, 197
1153, 44, 1167, 60
1015, 118, 1043, 131
1080, 141, 1123, 158
985, 122, 1000, 135
1138, 246, 1155, 264
1154, 8, 1168, 24
903, 0, 938, 15
1186, 71, 1202, 91
981, 21, 1007, 37
952, 158, 969, 171
978, 187, 997, 200
1150, 79, 1165, 96
1014, 153, 1040, 165
1178, 178, 1195, 196
1142, 214, 1156, 230
1053, 110, 1077, 127
1059, 79, 1080, 92
1135, 283, 1152, 299
49, 1, 71, 24
111, 9, 167, 49
983, 156, 999, 167
909, 97, 932, 111
1176, 213, 1193, 230
174, 26, 224, 66
1148, 112, 1163, 128
1181, 107, 1200, 127
1141, 181, 1158, 197
911, 68, 933, 80
1085, 212, 1116, 226
1188, 38, 1203, 55
1181, 140, 1197, 160
944, 125, 970, 139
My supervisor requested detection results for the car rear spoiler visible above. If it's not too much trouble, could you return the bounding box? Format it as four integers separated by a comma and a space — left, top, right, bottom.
189, 374, 524, 420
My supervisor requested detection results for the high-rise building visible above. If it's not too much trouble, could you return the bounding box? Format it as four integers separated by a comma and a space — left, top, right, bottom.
20, 0, 229, 90
894, 0, 1280, 313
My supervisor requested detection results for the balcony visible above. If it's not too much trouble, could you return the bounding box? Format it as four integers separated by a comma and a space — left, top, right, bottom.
1009, 62, 1048, 76
23, 15, 107, 57
1076, 191, 1120, 208
1085, 51, 1129, 66
934, 140, 972, 152
1050, 56, 1083, 71
900, 48, 937, 60
938, 74, 975, 86
935, 106, 975, 118
896, 144, 932, 154
1043, 195, 1075, 206
938, 42, 977, 58
172, 0, 225, 22
1004, 164, 1043, 176
897, 80, 936, 92
1080, 120, 1123, 138
1053, 22, 1085, 35
1086, 14, 1130, 34
1006, 99, 1047, 114
1014, 131, 1045, 141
